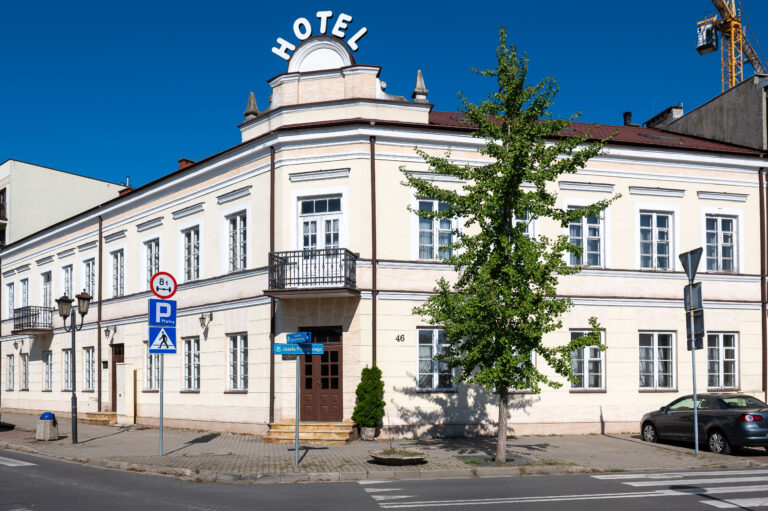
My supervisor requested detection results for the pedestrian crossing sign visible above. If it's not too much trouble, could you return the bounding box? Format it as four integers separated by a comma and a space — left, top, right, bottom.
149, 326, 176, 354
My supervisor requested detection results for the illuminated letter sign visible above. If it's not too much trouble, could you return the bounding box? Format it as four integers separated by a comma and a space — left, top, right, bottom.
271, 11, 368, 61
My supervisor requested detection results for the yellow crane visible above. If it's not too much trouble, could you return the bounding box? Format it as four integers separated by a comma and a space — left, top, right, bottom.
696, 0, 766, 91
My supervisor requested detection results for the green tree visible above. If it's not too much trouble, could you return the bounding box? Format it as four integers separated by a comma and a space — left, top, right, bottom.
403, 28, 619, 463
352, 365, 386, 428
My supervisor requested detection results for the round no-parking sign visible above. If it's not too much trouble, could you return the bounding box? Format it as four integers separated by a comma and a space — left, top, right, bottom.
150, 272, 177, 299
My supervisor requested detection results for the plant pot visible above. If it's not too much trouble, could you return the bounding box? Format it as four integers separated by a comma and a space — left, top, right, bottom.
360, 426, 376, 441
369, 449, 427, 466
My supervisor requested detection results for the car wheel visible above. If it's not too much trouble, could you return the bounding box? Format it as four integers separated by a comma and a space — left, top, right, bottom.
642, 422, 658, 443
708, 430, 732, 455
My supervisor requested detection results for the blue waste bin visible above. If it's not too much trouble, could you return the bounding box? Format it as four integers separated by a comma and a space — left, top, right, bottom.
36, 411, 58, 441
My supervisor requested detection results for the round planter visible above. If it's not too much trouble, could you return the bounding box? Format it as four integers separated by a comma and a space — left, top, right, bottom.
369, 449, 427, 466
360, 426, 376, 441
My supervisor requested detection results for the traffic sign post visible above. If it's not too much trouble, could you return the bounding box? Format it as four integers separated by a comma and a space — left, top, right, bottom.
679, 248, 704, 455
148, 273, 178, 456
272, 337, 325, 467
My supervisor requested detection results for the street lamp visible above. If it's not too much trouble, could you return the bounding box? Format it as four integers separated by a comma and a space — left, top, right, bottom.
55, 291, 92, 444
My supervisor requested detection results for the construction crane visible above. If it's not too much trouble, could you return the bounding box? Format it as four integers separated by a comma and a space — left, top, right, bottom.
696, 0, 767, 92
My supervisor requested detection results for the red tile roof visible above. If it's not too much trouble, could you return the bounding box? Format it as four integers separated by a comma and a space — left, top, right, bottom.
429, 111, 763, 156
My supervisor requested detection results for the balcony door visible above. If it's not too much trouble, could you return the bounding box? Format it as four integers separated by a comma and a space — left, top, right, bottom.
298, 196, 341, 287
41, 272, 52, 309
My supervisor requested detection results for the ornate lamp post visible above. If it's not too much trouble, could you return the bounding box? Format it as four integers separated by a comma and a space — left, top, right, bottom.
55, 291, 92, 444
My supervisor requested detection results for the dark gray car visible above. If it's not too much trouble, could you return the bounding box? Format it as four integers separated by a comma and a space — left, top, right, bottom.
641, 393, 768, 454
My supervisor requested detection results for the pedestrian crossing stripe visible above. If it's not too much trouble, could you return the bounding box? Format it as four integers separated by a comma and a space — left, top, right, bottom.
0, 456, 35, 467
148, 326, 176, 353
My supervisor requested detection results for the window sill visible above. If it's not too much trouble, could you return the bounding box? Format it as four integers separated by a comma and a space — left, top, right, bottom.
708, 387, 739, 392
569, 388, 606, 393
20, 388, 29, 392
224, 390, 248, 394
61, 389, 72, 392
142, 389, 159, 393
42, 389, 52, 392
416, 388, 457, 394
180, 390, 200, 394
639, 388, 678, 393
82, 390, 94, 393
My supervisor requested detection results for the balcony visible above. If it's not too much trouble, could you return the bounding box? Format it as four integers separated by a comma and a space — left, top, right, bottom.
12, 306, 54, 335
266, 248, 358, 299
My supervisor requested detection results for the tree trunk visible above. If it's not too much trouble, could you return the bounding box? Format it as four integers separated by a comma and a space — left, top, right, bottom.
496, 386, 509, 463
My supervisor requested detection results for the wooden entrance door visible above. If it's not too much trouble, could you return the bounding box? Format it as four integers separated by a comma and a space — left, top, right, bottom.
299, 326, 342, 421
110, 344, 124, 412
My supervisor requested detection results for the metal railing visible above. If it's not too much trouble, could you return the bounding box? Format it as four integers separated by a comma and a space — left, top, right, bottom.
13, 306, 54, 331
269, 248, 357, 290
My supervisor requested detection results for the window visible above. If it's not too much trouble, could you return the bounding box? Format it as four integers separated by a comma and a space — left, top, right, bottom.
707, 333, 737, 389
228, 333, 248, 390
570, 331, 604, 390
228, 213, 247, 272
20, 353, 28, 390
183, 227, 200, 282
62, 265, 73, 297
639, 332, 674, 389
145, 238, 160, 286
668, 396, 695, 411
146, 346, 160, 390
7, 354, 14, 390
84, 347, 95, 391
83, 259, 96, 298
418, 328, 455, 390
42, 271, 52, 308
112, 250, 124, 297
20, 279, 28, 307
515, 212, 533, 239
639, 212, 671, 270
706, 216, 736, 272
183, 337, 200, 391
299, 196, 341, 251
569, 209, 602, 267
6, 282, 13, 316
63, 349, 72, 391
418, 200, 453, 260
43, 351, 52, 391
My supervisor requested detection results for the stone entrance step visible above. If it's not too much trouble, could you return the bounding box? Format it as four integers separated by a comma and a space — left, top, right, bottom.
263, 419, 357, 445
80, 412, 117, 425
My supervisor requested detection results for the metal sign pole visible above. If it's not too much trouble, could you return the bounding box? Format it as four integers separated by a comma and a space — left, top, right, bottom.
160, 353, 164, 456
688, 253, 699, 456
295, 354, 300, 467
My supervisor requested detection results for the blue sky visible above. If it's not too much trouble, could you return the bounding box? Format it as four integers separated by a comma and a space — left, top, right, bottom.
1, 0, 767, 187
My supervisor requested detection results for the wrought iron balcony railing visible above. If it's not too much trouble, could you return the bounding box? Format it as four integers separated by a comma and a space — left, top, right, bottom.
268, 248, 357, 290
13, 306, 54, 331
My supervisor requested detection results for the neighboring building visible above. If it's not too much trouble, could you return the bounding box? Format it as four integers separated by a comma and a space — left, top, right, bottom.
0, 32, 766, 438
0, 159, 125, 246
646, 74, 768, 151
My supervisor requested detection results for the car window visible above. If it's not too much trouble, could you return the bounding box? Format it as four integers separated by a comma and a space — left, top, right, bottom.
720, 396, 767, 409
669, 397, 694, 411
698, 398, 715, 410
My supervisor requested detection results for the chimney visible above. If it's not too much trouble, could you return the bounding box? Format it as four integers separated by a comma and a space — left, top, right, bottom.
178, 158, 196, 170
623, 111, 633, 126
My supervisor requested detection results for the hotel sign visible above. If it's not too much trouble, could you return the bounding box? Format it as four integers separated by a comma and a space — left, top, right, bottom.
272, 11, 367, 61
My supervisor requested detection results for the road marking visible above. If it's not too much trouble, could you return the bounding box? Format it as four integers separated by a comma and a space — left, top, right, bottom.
594, 469, 768, 480
700, 497, 768, 508
359, 480, 390, 485
625, 476, 768, 487
0, 456, 35, 467
372, 495, 416, 501
366, 488, 403, 493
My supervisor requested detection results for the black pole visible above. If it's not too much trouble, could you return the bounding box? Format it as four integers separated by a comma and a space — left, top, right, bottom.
70, 308, 77, 444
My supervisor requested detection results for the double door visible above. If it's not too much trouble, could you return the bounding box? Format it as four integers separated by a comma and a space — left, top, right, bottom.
299, 327, 342, 421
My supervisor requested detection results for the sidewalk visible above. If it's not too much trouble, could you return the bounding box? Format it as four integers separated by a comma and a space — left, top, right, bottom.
1, 411, 766, 483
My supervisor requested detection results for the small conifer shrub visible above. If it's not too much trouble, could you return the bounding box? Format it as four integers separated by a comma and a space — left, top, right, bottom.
352, 365, 386, 428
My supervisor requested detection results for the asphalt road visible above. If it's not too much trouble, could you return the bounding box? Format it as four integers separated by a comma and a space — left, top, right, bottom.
2, 448, 768, 510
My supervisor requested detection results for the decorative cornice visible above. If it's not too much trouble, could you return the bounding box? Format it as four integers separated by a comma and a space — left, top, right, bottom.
559, 181, 614, 193
104, 230, 126, 243
78, 241, 97, 252
405, 170, 465, 184
217, 186, 252, 205
15, 264, 29, 273
56, 248, 75, 259
2, 269, 15, 278
697, 191, 749, 202
136, 217, 164, 232
35, 256, 53, 266
629, 186, 685, 198
289, 168, 350, 183
172, 203, 205, 220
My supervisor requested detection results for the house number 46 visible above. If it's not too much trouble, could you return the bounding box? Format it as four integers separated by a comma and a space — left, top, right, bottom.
395, 334, 405, 343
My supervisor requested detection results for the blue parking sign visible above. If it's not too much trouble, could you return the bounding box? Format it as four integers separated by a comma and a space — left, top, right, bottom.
149, 299, 176, 327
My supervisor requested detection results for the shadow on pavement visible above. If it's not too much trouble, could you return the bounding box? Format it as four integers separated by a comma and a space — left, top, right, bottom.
164, 432, 222, 455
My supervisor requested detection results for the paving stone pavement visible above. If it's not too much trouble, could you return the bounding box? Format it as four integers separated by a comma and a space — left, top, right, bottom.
1, 411, 766, 483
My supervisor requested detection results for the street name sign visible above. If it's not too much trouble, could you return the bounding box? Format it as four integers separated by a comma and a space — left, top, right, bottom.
287, 332, 311, 344
272, 343, 324, 355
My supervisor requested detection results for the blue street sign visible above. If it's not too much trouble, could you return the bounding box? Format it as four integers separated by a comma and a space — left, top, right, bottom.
149, 326, 177, 354
286, 332, 311, 344
149, 299, 177, 327
272, 343, 325, 355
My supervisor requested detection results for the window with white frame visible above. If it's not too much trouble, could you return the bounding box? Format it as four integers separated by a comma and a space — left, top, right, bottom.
43, 351, 52, 391
515, 212, 533, 239
20, 353, 28, 390
228, 333, 248, 390
707, 332, 738, 389
228, 212, 247, 272
145, 345, 160, 390
84, 347, 95, 391
639, 212, 671, 270
638, 332, 674, 389
7, 354, 14, 390
568, 209, 602, 267
418, 199, 453, 260
6, 282, 13, 316
183, 337, 200, 391
62, 265, 73, 297
63, 349, 72, 390
83, 259, 96, 298
183, 227, 200, 282
145, 238, 160, 286
111, 250, 124, 297
705, 216, 736, 272
418, 328, 455, 391
299, 196, 341, 251
570, 331, 604, 390
41, 271, 52, 308
20, 278, 28, 307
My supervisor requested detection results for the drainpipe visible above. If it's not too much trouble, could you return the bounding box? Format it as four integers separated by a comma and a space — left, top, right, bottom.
370, 136, 377, 365
269, 146, 276, 424
97, 216, 103, 411
762, 168, 768, 402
